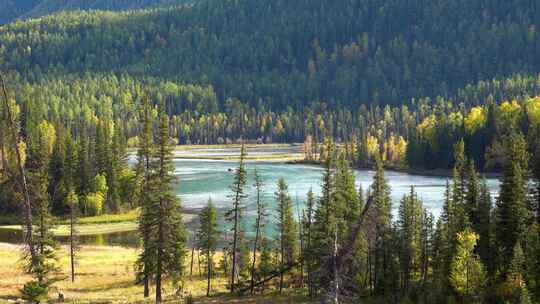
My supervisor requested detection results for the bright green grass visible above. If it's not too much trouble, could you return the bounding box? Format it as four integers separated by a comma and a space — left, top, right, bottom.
0, 221, 138, 236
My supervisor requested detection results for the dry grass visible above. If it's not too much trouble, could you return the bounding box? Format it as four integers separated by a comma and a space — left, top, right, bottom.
0, 244, 309, 303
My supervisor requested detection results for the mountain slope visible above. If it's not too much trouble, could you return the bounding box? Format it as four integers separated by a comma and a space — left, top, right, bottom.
1, 0, 539, 109
0, 0, 189, 25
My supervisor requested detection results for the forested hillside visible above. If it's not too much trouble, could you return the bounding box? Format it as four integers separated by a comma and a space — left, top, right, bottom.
1, 0, 539, 109
0, 0, 189, 25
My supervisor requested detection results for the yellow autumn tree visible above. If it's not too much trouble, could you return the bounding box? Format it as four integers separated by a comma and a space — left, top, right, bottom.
464, 106, 487, 134
525, 96, 540, 127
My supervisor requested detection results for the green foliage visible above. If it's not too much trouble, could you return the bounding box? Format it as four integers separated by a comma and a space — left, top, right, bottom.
450, 229, 486, 302
197, 198, 219, 296
20, 280, 48, 303
85, 192, 104, 216
225, 142, 248, 291
496, 133, 530, 274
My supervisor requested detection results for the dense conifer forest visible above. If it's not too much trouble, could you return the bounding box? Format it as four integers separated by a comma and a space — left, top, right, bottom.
1, 0, 540, 303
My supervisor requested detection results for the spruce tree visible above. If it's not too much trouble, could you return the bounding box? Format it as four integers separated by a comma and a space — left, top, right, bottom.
397, 187, 424, 294
225, 142, 248, 292
144, 102, 187, 303
275, 177, 298, 293
311, 138, 336, 294
496, 133, 530, 275
135, 94, 154, 298
477, 179, 493, 276
23, 127, 62, 302
303, 188, 316, 297
371, 154, 392, 296
197, 199, 219, 296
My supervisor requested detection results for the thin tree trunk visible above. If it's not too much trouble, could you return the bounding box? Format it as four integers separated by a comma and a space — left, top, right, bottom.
70, 205, 75, 282
249, 215, 260, 295
0, 73, 36, 268
333, 227, 339, 304
230, 190, 240, 292
197, 249, 202, 276
190, 246, 195, 277
296, 199, 304, 289
0, 123, 7, 176
156, 201, 164, 303
279, 230, 284, 294
206, 250, 212, 296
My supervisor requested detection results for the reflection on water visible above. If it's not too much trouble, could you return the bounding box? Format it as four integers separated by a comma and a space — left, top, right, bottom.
0, 228, 141, 247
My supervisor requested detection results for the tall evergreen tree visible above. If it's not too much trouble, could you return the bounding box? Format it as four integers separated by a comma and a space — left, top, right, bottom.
397, 187, 424, 294
197, 199, 219, 297
23, 125, 62, 302
275, 177, 298, 293
303, 188, 316, 297
371, 154, 392, 296
144, 102, 187, 303
225, 142, 248, 292
135, 94, 154, 298
311, 138, 336, 294
477, 179, 493, 276
496, 133, 530, 276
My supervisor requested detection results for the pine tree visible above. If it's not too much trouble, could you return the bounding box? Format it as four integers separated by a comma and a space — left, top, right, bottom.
250, 168, 267, 295
465, 160, 480, 232
197, 199, 219, 296
23, 127, 62, 302
141, 102, 187, 303
275, 177, 298, 293
477, 179, 493, 276
334, 150, 360, 239
76, 130, 91, 203
135, 94, 154, 298
371, 154, 392, 296
397, 187, 424, 294
303, 188, 316, 297
496, 133, 530, 275
452, 139, 469, 233
311, 138, 336, 294
225, 142, 248, 292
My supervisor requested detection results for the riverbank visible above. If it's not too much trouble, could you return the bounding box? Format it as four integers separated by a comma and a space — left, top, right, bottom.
0, 209, 198, 237
171, 143, 304, 162
287, 159, 502, 178
0, 243, 309, 303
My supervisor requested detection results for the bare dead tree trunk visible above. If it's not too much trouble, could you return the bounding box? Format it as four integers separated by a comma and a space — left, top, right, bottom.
0, 73, 36, 267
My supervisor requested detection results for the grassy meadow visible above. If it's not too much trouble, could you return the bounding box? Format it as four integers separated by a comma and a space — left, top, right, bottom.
0, 243, 309, 303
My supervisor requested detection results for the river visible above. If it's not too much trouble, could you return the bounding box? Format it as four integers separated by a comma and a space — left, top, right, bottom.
0, 145, 501, 247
